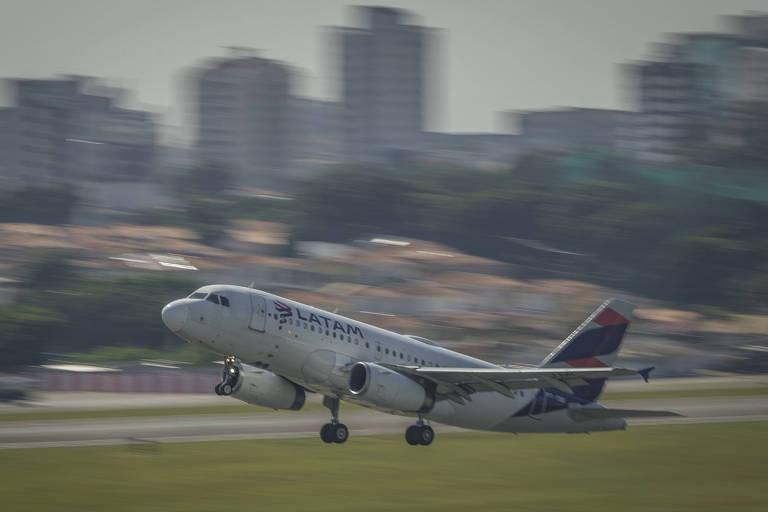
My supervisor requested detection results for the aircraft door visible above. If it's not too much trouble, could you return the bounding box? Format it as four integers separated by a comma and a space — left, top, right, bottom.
249, 294, 267, 332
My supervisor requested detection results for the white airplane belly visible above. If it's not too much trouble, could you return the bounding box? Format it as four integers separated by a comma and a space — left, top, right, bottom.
491, 409, 627, 433
427, 392, 528, 430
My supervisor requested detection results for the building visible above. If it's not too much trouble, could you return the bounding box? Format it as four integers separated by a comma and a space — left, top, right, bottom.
621, 12, 768, 163
508, 108, 632, 153
738, 46, 768, 102
194, 50, 292, 188
621, 60, 705, 163
0, 107, 17, 182
287, 97, 344, 173
4, 76, 157, 184
420, 132, 519, 169
333, 7, 434, 163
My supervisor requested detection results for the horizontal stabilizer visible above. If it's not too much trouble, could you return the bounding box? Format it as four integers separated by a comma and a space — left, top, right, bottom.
568, 407, 682, 423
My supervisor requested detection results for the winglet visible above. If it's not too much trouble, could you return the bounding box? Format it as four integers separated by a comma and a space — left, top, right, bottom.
638, 366, 655, 383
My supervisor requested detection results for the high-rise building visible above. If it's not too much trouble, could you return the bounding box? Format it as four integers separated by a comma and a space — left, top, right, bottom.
4, 76, 157, 183
334, 7, 433, 163
0, 107, 17, 182
509, 107, 633, 152
622, 60, 705, 163
193, 50, 292, 188
621, 12, 768, 163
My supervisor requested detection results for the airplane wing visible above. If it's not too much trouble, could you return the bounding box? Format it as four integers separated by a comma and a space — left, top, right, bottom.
381, 364, 652, 403
568, 407, 682, 423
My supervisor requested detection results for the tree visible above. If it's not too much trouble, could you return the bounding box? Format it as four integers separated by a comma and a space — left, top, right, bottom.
0, 185, 78, 225
0, 306, 64, 371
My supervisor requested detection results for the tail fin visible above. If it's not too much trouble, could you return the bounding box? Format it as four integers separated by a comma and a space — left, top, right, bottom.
540, 298, 635, 401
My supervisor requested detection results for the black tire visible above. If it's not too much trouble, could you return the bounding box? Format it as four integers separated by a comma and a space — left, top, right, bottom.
332, 423, 349, 444
221, 383, 232, 395
214, 383, 222, 395
405, 425, 420, 446
320, 423, 334, 444
418, 425, 434, 446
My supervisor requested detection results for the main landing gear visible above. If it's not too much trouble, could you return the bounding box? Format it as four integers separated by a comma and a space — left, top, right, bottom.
405, 418, 434, 446
320, 396, 349, 444
215, 356, 239, 396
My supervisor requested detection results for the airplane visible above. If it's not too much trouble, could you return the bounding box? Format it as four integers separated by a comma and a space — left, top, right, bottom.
161, 285, 678, 445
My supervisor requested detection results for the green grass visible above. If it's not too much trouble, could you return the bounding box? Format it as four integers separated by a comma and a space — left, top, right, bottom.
0, 422, 765, 512
602, 385, 768, 401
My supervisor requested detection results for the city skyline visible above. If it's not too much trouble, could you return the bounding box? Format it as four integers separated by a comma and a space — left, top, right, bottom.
1, 0, 767, 138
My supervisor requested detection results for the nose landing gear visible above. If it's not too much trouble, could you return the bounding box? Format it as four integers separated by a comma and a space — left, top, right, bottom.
215, 356, 240, 396
405, 417, 434, 446
320, 395, 349, 444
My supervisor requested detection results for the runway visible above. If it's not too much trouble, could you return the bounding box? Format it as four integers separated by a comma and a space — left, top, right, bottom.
1, 396, 766, 449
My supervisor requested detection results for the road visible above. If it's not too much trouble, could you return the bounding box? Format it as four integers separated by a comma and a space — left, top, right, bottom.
1, 396, 766, 449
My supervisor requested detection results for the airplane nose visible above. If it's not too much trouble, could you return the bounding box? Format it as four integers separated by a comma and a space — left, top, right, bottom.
162, 301, 188, 332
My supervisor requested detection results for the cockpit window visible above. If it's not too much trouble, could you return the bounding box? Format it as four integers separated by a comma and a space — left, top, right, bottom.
220, 296, 230, 307
206, 294, 220, 305
189, 292, 207, 299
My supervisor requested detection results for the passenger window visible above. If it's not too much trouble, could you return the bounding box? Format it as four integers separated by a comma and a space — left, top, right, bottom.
399, 352, 403, 359
220, 296, 230, 307
377, 346, 381, 352
311, 326, 315, 332
206, 294, 220, 305
385, 348, 389, 355
365, 342, 369, 348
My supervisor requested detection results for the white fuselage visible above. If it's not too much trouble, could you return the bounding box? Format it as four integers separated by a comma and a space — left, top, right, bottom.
163, 285, 625, 434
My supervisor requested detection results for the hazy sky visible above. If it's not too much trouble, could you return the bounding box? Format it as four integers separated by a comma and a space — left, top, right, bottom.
1, 0, 766, 135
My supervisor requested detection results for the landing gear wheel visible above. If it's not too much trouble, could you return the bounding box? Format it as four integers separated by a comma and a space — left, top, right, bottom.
320, 423, 334, 444
214, 383, 222, 395
320, 396, 348, 444
221, 383, 233, 396
331, 423, 349, 444
418, 425, 434, 446
405, 424, 435, 446
405, 425, 420, 446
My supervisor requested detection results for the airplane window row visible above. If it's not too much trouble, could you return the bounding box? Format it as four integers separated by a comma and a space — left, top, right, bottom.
269, 312, 438, 367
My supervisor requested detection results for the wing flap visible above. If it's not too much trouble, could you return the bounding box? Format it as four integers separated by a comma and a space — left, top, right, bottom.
381, 364, 647, 395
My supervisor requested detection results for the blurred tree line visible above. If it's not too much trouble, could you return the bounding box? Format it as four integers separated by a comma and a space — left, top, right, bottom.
0, 185, 78, 224
0, 251, 199, 371
289, 152, 768, 312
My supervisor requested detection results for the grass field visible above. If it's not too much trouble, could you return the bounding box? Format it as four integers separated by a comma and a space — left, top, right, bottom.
1, 422, 765, 512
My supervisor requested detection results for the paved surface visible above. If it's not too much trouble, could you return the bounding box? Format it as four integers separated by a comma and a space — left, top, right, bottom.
2, 375, 765, 412
1, 396, 766, 449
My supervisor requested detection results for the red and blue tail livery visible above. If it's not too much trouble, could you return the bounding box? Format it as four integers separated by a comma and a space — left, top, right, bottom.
539, 299, 635, 401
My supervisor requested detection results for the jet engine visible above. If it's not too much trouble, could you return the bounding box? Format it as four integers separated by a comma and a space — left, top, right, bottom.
217, 360, 305, 410
348, 362, 434, 413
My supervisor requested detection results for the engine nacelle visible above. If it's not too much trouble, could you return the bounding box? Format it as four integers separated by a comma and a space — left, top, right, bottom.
348, 362, 434, 413
231, 369, 306, 410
